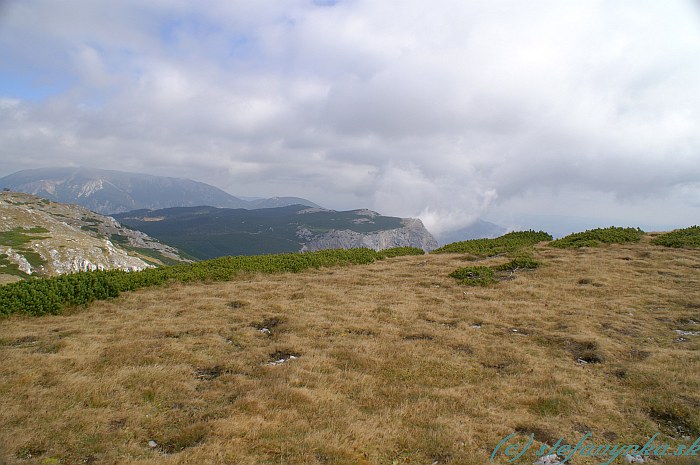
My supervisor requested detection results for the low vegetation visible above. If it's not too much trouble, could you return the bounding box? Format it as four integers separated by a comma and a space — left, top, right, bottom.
0, 227, 50, 277
493, 255, 540, 271
0, 247, 424, 317
432, 230, 552, 256
549, 226, 644, 248
450, 255, 540, 287
448, 265, 496, 286
1, 236, 698, 464
651, 225, 700, 249
0, 254, 25, 277
0, 226, 50, 247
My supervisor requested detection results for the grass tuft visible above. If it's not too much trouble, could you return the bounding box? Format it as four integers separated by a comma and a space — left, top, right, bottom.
529, 396, 570, 417
155, 423, 208, 453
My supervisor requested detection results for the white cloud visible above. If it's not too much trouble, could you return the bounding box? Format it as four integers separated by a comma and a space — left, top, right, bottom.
1, 0, 699, 232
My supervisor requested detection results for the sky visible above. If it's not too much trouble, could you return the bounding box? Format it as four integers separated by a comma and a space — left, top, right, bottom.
1, 0, 699, 235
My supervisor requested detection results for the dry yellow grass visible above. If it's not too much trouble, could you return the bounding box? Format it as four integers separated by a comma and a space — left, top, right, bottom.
1, 238, 699, 465
0, 275, 22, 285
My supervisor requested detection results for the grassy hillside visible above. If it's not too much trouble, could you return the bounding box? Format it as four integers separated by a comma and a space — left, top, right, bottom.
0, 235, 699, 464
0, 247, 424, 317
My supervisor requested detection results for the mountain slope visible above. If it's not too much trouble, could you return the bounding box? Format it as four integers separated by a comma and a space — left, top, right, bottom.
1, 236, 698, 464
0, 192, 189, 282
0, 167, 319, 214
114, 205, 437, 259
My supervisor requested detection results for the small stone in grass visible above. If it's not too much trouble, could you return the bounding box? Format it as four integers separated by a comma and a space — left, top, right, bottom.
534, 454, 562, 465
625, 453, 645, 463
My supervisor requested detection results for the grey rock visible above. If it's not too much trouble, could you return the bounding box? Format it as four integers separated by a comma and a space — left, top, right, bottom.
625, 453, 645, 463
0, 192, 189, 277
265, 355, 299, 366
674, 329, 700, 336
535, 454, 562, 465
300, 218, 437, 252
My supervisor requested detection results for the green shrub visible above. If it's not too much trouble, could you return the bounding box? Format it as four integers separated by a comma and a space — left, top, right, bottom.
549, 227, 644, 249
448, 266, 496, 286
432, 230, 552, 256
494, 255, 540, 271
0, 247, 422, 317
651, 226, 700, 249
0, 227, 50, 247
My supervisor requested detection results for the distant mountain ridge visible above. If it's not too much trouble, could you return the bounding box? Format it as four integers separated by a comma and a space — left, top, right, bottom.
0, 167, 320, 214
114, 205, 437, 259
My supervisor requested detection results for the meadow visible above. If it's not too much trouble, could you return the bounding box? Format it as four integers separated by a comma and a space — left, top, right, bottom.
0, 248, 424, 317
0, 230, 699, 464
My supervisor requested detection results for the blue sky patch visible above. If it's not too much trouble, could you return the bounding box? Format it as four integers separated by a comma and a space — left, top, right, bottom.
0, 72, 73, 101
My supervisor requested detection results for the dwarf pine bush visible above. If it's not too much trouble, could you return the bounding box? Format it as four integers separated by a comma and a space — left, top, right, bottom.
549, 227, 644, 248
448, 266, 496, 286
494, 255, 540, 271
432, 230, 552, 256
651, 226, 700, 249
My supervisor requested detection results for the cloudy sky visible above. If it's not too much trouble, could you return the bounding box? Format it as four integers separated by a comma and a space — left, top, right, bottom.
1, 1, 699, 235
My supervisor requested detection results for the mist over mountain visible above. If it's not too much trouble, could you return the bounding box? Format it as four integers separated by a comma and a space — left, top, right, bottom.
433, 220, 507, 246
0, 168, 320, 215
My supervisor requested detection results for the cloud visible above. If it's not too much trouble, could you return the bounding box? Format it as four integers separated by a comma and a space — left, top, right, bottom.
1, 0, 699, 232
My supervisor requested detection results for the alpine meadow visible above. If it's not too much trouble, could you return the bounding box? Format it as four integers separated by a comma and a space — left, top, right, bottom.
1, 229, 699, 464
2, 1, 700, 465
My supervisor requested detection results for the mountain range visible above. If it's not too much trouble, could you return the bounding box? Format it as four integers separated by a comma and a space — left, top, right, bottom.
0, 167, 510, 245
0, 167, 512, 268
114, 205, 438, 259
0, 167, 320, 215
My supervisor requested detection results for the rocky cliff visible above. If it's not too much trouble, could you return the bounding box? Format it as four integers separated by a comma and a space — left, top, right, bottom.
299, 217, 437, 252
